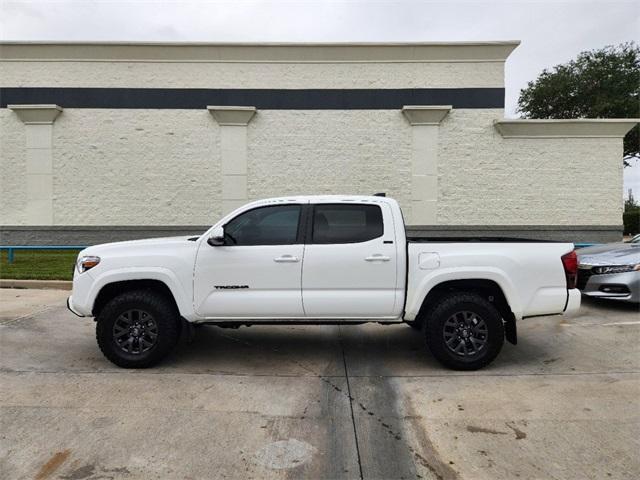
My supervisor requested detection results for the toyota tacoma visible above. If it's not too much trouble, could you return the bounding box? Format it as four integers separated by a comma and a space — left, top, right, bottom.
68, 195, 580, 370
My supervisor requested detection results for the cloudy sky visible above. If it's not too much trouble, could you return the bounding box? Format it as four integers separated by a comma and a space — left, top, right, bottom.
1, 0, 639, 195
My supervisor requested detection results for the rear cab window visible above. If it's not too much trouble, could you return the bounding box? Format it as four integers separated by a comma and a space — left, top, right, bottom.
311, 204, 383, 244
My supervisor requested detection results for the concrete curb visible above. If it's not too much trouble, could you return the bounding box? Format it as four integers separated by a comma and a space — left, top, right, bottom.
0, 279, 72, 290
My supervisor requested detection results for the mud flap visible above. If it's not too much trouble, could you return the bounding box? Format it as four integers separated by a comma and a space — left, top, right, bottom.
181, 318, 196, 344
504, 316, 517, 345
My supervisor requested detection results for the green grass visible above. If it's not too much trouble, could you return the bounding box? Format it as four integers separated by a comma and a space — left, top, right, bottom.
0, 249, 82, 280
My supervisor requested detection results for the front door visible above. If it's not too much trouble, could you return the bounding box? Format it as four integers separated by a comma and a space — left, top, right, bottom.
302, 202, 399, 318
194, 203, 305, 318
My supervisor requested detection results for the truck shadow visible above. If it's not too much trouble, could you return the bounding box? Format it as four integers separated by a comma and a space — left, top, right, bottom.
169, 323, 440, 374
165, 322, 553, 375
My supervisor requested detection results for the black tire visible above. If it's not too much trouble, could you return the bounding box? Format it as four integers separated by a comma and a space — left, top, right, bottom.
96, 289, 179, 368
423, 292, 504, 370
405, 320, 422, 330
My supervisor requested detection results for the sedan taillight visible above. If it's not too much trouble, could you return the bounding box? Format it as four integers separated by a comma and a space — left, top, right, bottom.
561, 251, 578, 289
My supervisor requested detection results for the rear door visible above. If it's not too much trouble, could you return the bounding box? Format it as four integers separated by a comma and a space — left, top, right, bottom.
301, 202, 399, 318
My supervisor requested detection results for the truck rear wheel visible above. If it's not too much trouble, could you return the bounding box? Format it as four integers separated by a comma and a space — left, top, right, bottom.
423, 292, 504, 370
96, 290, 179, 368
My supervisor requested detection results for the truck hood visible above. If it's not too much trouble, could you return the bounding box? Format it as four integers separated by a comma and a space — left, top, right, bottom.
80, 235, 199, 256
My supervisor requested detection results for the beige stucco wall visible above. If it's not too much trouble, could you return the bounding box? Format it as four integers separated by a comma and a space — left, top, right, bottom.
1, 108, 413, 225
0, 109, 27, 225
0, 61, 504, 89
53, 110, 222, 225
0, 107, 624, 227
1, 109, 222, 225
1, 42, 631, 235
248, 110, 412, 209
437, 109, 623, 225
0, 42, 515, 89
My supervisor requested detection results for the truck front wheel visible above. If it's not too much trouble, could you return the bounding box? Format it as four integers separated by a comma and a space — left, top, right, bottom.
96, 290, 180, 368
423, 292, 504, 370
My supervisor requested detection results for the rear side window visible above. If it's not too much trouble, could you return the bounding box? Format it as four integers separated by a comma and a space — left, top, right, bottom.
225, 205, 301, 245
312, 204, 383, 244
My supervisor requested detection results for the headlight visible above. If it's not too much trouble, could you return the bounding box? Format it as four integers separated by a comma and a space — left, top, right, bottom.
592, 264, 639, 275
77, 256, 100, 273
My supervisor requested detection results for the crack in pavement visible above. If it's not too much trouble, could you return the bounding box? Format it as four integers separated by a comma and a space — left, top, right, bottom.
339, 325, 364, 480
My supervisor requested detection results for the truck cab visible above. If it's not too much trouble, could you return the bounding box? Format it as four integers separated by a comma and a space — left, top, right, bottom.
194, 196, 404, 320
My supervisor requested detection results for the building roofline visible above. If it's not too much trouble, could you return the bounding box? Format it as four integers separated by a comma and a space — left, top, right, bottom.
0, 40, 521, 47
0, 40, 521, 64
494, 118, 640, 138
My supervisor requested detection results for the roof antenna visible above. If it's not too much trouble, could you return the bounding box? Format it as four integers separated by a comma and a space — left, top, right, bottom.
373, 192, 386, 197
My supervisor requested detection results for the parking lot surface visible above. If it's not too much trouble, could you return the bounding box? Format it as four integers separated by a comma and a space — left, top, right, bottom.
1, 288, 639, 479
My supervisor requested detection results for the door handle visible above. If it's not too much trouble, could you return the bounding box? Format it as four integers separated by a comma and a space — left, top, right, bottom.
365, 254, 391, 262
274, 255, 300, 263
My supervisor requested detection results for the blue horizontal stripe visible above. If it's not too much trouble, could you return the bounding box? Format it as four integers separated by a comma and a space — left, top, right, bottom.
0, 87, 504, 109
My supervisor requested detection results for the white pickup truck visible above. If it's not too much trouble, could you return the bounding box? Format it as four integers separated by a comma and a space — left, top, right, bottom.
68, 195, 580, 370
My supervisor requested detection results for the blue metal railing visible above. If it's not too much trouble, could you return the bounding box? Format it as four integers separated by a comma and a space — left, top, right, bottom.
1, 246, 86, 264
574, 243, 598, 249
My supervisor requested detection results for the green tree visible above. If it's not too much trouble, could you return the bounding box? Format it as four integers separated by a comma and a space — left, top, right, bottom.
518, 43, 640, 166
624, 190, 639, 235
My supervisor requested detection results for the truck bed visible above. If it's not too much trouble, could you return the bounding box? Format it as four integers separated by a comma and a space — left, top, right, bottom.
407, 236, 554, 243
404, 241, 575, 322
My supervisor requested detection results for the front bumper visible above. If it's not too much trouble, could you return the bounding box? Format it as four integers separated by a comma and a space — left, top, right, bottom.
67, 296, 85, 317
578, 269, 640, 303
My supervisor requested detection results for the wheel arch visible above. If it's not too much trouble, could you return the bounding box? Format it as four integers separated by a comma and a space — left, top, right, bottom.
86, 267, 194, 320
415, 278, 518, 344
92, 278, 181, 318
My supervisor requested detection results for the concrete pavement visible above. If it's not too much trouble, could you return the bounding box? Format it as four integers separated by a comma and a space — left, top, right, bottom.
0, 288, 638, 479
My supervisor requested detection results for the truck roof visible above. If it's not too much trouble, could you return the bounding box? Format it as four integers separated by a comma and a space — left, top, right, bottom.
246, 195, 396, 206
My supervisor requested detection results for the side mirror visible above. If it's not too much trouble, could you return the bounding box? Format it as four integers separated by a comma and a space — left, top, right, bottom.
207, 226, 225, 246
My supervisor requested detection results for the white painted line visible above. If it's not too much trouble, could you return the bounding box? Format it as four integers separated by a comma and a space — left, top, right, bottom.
562, 321, 640, 327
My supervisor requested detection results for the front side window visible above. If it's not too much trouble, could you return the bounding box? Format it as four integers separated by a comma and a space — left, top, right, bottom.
224, 205, 301, 245
312, 204, 383, 244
